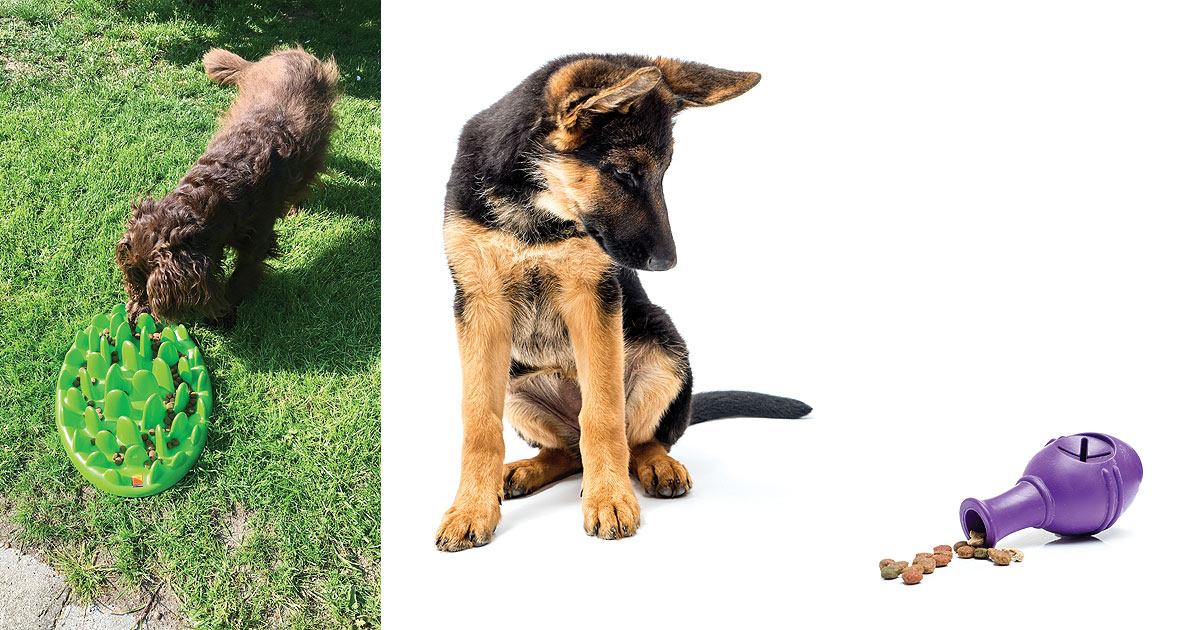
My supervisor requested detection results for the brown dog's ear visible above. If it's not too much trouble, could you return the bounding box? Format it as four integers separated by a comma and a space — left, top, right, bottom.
546, 60, 662, 150
131, 196, 156, 219
651, 58, 761, 109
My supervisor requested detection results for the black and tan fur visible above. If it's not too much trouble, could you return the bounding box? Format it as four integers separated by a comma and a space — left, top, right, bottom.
436, 54, 811, 552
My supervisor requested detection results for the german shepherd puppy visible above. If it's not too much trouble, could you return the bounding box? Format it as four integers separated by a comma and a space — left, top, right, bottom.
436, 54, 811, 552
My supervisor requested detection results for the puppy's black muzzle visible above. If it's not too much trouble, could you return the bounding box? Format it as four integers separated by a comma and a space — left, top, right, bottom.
584, 221, 677, 272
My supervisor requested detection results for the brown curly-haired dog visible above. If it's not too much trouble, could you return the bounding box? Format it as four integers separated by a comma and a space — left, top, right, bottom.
116, 47, 339, 325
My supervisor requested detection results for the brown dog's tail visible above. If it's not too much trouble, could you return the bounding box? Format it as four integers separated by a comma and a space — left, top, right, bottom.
202, 48, 250, 85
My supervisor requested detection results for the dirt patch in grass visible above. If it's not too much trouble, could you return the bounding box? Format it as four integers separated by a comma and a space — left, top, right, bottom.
2, 53, 34, 76
216, 501, 255, 549
92, 579, 187, 629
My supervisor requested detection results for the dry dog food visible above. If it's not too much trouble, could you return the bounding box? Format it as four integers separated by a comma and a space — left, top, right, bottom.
1002, 547, 1024, 562
988, 548, 1012, 565
901, 567, 923, 584
881, 538, 1024, 585
968, 530, 985, 546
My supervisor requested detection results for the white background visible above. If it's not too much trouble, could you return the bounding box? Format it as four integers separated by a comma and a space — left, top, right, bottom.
382, 1, 1199, 627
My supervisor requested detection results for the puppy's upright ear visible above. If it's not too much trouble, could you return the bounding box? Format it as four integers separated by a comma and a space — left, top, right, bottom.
545, 59, 662, 150
651, 58, 761, 109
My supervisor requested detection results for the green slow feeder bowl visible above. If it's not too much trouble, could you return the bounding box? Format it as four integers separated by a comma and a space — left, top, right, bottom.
55, 303, 212, 497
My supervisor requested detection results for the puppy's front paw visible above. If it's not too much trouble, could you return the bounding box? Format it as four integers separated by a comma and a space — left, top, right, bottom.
635, 454, 693, 498
582, 485, 640, 540
434, 500, 500, 552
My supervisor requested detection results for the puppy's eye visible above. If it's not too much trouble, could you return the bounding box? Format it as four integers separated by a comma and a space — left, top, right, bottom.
613, 168, 637, 187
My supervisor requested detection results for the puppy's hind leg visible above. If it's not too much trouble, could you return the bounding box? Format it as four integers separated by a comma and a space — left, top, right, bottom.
625, 342, 693, 498
630, 441, 692, 499
504, 448, 582, 499
503, 380, 584, 498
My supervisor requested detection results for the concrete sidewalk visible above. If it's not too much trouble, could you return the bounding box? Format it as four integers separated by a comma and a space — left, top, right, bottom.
0, 544, 183, 630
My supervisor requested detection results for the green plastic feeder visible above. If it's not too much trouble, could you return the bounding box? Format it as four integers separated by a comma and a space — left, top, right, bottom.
55, 303, 213, 497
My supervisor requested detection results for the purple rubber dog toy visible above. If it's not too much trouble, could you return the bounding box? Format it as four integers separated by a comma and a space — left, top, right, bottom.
959, 432, 1142, 547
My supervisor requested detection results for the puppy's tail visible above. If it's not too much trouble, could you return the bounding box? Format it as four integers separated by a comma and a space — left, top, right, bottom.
690, 391, 812, 425
202, 48, 250, 86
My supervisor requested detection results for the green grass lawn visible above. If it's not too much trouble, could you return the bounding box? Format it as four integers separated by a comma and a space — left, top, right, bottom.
0, 1, 380, 628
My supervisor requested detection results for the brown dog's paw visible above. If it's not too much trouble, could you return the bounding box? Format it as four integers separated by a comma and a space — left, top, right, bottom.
582, 485, 640, 540
434, 500, 500, 552
206, 304, 237, 330
635, 454, 693, 498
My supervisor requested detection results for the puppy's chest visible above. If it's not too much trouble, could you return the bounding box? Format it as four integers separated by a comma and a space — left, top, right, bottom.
508, 267, 576, 369
444, 217, 616, 371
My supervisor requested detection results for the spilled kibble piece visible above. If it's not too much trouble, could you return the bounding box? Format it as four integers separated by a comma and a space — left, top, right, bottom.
901, 567, 923, 584
933, 553, 951, 567
988, 548, 1012, 565
952, 540, 968, 551
968, 530, 985, 546
891, 561, 909, 570
914, 552, 933, 561
956, 545, 975, 559
881, 564, 903, 580
1001, 547, 1024, 562
973, 547, 989, 559
879, 558, 896, 569
933, 544, 953, 555
167, 438, 179, 449
113, 453, 124, 465
916, 559, 935, 574
147, 449, 157, 459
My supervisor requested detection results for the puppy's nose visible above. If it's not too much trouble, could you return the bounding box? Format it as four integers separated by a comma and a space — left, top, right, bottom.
646, 255, 676, 271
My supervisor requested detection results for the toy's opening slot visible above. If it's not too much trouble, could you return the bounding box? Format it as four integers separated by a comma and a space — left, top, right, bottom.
964, 509, 986, 541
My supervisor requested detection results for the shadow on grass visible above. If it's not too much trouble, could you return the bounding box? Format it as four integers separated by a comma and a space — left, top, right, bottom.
111, 0, 381, 101
215, 151, 381, 376
318, 155, 381, 220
